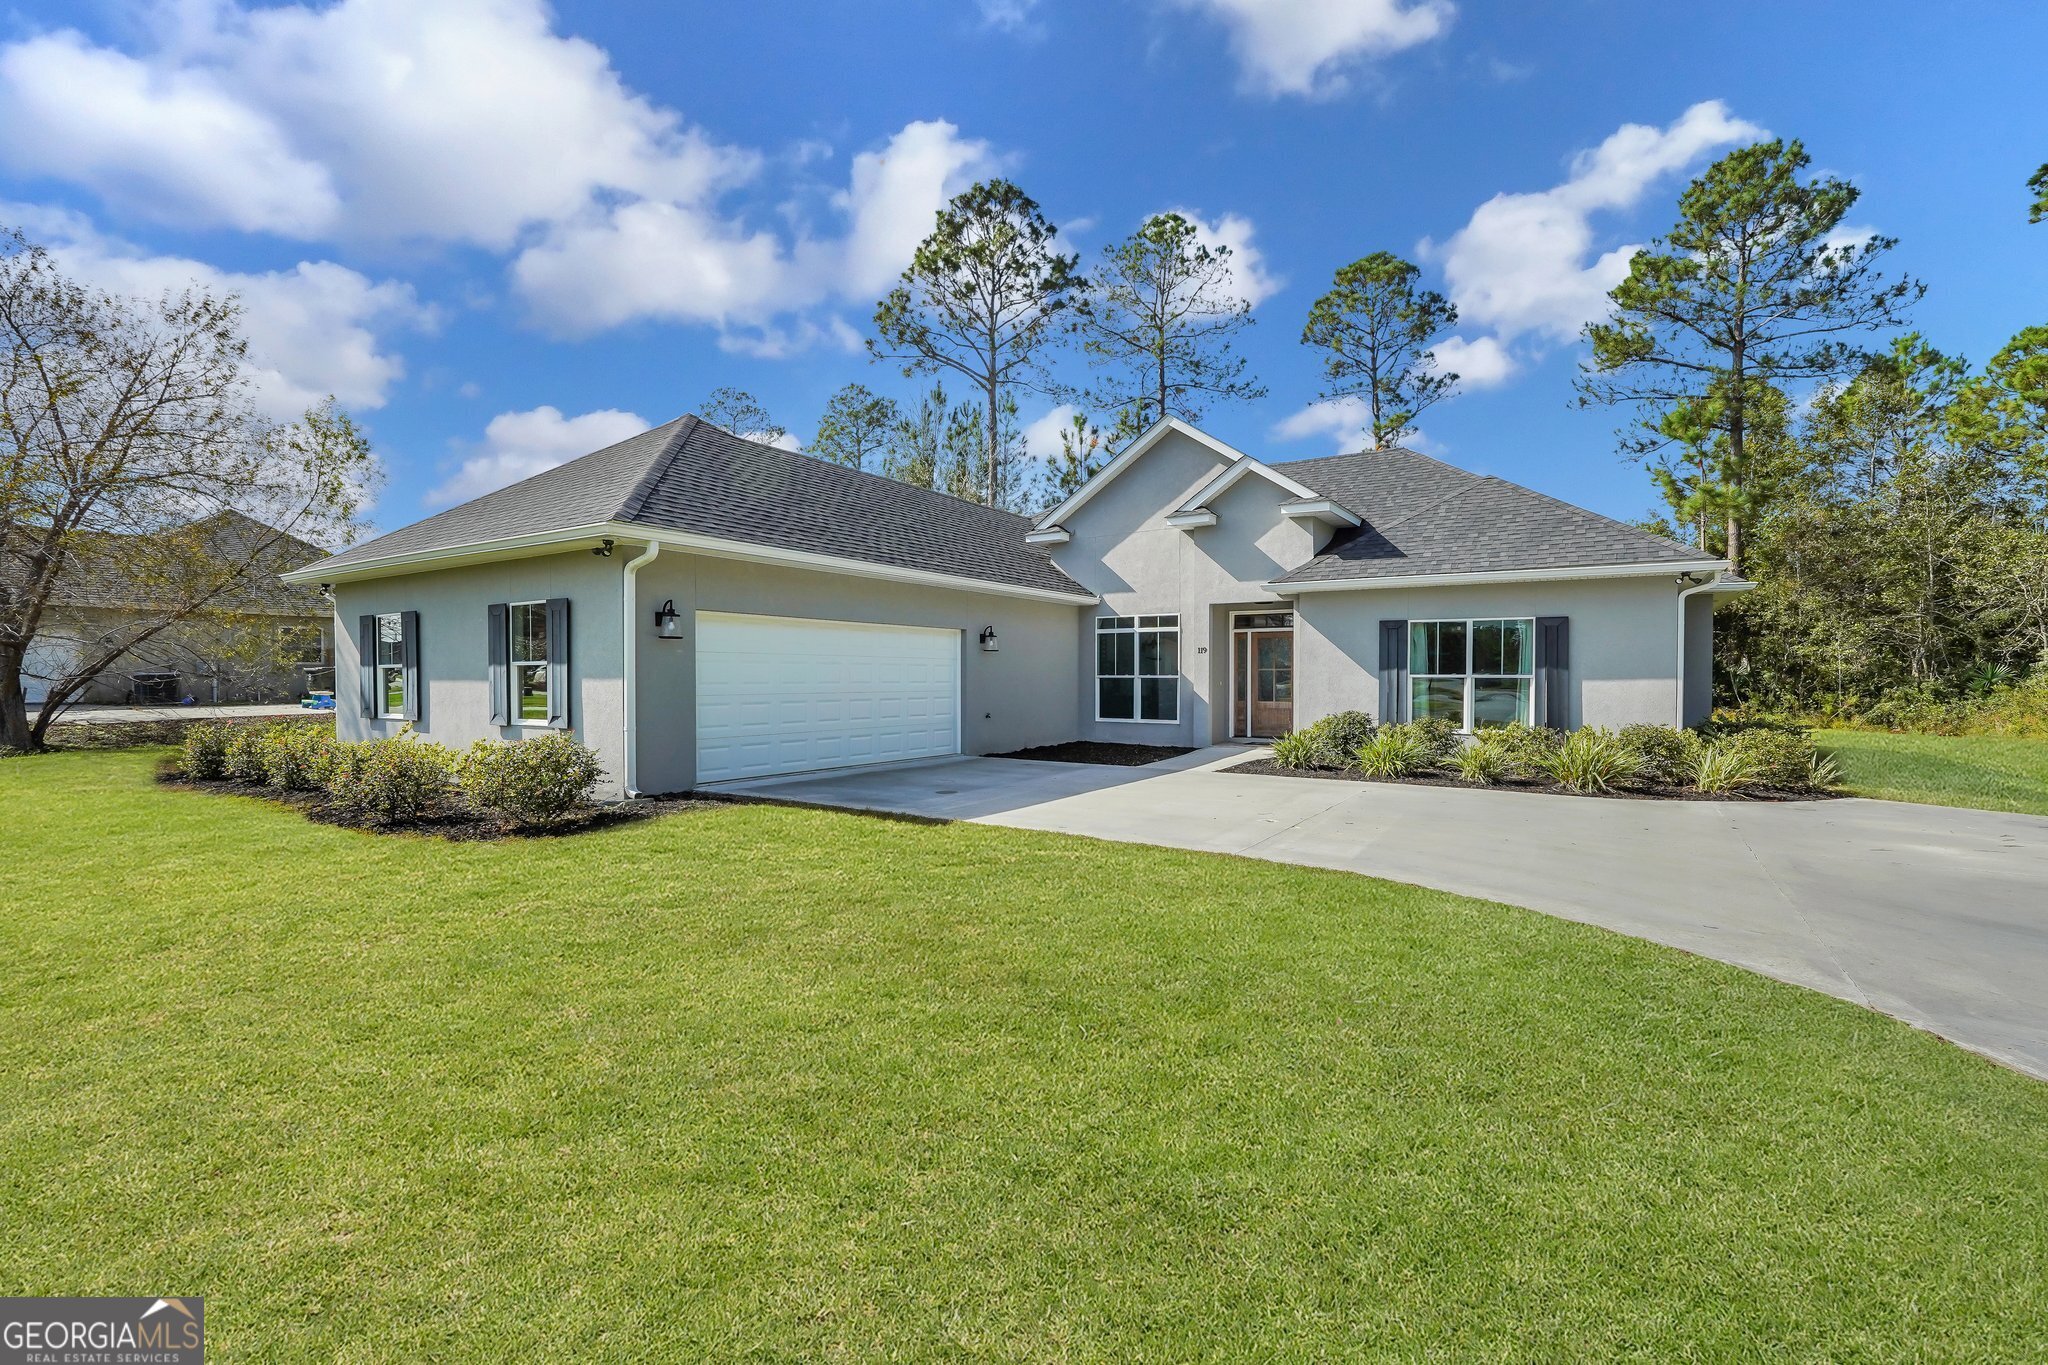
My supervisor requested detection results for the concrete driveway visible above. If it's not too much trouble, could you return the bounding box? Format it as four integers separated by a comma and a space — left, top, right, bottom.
722, 747, 2048, 1081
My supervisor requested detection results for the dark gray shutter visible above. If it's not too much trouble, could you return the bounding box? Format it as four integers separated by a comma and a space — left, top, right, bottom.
400, 609, 421, 722
545, 596, 570, 730
1537, 616, 1570, 729
1378, 619, 1409, 723
486, 603, 509, 726
357, 615, 377, 718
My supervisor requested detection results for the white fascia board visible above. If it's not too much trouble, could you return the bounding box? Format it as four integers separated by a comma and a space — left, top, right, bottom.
287, 520, 1100, 605
1277, 497, 1361, 528
620, 525, 1100, 605
1176, 456, 1320, 513
1270, 560, 1732, 593
1023, 526, 1071, 545
1032, 416, 1253, 530
280, 522, 619, 584
1164, 509, 1218, 529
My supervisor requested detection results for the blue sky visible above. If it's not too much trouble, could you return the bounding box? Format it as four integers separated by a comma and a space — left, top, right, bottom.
2, 0, 2042, 535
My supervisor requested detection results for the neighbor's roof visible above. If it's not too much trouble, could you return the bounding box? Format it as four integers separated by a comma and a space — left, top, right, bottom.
301, 415, 1091, 598
1267, 447, 1712, 584
21, 510, 329, 616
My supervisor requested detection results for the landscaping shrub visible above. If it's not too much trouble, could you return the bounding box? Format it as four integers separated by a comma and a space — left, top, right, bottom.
259, 724, 334, 792
1723, 727, 1826, 790
1354, 728, 1435, 778
1537, 728, 1641, 793
222, 724, 272, 783
180, 723, 233, 780
1478, 722, 1562, 777
1618, 723, 1703, 786
1688, 742, 1762, 794
1379, 718, 1459, 765
457, 733, 604, 827
322, 736, 452, 824
1269, 730, 1321, 770
1451, 739, 1511, 786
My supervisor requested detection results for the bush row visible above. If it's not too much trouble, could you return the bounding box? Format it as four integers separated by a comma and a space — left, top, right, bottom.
180, 722, 603, 826
1270, 713, 1837, 795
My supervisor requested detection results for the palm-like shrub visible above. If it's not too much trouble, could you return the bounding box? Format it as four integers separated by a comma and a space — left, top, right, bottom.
1271, 710, 1376, 770
457, 733, 603, 827
1478, 722, 1563, 777
1354, 729, 1435, 778
1451, 739, 1511, 786
1537, 728, 1641, 793
1722, 727, 1825, 789
1378, 718, 1459, 766
1269, 730, 1322, 770
1687, 742, 1762, 794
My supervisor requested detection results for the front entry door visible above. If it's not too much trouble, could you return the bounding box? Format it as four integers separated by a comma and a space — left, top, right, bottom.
1247, 630, 1294, 737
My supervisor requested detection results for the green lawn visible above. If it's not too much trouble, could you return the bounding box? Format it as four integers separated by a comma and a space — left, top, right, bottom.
5, 751, 2047, 1360
1817, 728, 2048, 817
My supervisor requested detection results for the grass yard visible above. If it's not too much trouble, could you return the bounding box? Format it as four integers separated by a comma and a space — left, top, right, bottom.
4, 751, 2047, 1360
1817, 728, 2048, 817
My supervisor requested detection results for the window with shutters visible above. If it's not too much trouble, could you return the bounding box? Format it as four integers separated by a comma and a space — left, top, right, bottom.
1409, 618, 1533, 729
509, 601, 549, 724
374, 613, 405, 718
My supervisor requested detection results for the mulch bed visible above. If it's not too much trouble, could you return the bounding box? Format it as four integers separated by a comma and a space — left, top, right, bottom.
1221, 754, 1837, 803
156, 766, 712, 840
993, 740, 1197, 767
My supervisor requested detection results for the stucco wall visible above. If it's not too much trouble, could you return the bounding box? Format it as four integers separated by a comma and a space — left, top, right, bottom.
1683, 590, 1716, 725
1047, 430, 1319, 746
333, 550, 629, 794
630, 553, 1084, 794
1294, 575, 1700, 731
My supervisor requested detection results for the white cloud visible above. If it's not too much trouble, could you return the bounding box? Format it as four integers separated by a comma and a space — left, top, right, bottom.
514, 119, 998, 336
429, 405, 648, 506
1427, 334, 1515, 388
0, 31, 337, 235
1174, 0, 1454, 98
0, 0, 754, 248
1022, 404, 1078, 463
11, 203, 427, 419
1273, 396, 1369, 452
1424, 101, 1764, 345
976, 0, 1041, 31
1170, 208, 1284, 307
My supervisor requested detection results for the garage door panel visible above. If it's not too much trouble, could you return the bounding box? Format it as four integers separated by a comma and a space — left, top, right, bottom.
696, 613, 961, 783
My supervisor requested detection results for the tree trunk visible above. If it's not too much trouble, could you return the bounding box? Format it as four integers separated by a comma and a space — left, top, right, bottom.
0, 642, 32, 751
985, 385, 1000, 508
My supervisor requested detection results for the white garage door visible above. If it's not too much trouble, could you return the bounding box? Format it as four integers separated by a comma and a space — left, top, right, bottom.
695, 612, 961, 783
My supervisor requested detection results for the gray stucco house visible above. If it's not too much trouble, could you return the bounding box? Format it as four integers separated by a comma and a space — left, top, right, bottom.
284, 414, 1747, 798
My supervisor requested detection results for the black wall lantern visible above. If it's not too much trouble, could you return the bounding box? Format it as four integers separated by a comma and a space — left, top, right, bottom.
654, 599, 685, 640
978, 625, 999, 653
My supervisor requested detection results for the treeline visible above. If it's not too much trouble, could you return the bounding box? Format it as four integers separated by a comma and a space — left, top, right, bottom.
701, 183, 1461, 513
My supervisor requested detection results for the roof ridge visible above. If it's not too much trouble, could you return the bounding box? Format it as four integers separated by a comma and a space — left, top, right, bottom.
616, 414, 701, 524
680, 420, 1040, 526
1367, 469, 1486, 534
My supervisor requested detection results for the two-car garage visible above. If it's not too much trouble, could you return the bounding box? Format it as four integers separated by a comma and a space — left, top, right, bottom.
693, 612, 962, 784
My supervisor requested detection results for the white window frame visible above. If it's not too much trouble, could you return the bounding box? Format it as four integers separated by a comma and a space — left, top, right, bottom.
1095, 613, 1180, 724
507, 599, 550, 727
1410, 617, 1535, 731
373, 612, 405, 720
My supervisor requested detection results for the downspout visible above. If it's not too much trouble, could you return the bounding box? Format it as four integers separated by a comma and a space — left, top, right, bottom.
1675, 573, 1720, 728
620, 539, 660, 797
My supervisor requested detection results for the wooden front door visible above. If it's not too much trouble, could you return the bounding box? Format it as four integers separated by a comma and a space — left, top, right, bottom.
1246, 630, 1294, 737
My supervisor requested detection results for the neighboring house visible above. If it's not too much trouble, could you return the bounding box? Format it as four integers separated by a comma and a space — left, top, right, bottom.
284, 415, 1748, 798
19, 511, 335, 707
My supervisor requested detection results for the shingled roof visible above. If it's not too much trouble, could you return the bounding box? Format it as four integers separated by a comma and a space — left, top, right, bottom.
301, 415, 1091, 599
1267, 447, 1712, 584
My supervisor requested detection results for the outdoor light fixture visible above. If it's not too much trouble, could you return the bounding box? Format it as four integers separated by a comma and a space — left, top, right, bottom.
594, 538, 615, 557
654, 599, 685, 639
979, 626, 999, 653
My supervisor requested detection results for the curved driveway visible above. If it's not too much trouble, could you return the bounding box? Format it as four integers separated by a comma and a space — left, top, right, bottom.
724, 747, 2048, 1081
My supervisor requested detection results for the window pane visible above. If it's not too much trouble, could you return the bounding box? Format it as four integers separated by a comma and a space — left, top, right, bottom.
1113, 632, 1134, 675
516, 663, 549, 721
1096, 632, 1119, 676
1410, 620, 1466, 675
511, 603, 547, 665
1139, 628, 1178, 676
376, 613, 404, 666
1411, 676, 1464, 727
1097, 615, 1133, 631
1140, 676, 1177, 721
381, 664, 405, 716
1473, 677, 1530, 728
1235, 612, 1292, 630
1474, 619, 1531, 676
1098, 676, 1135, 719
